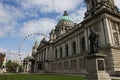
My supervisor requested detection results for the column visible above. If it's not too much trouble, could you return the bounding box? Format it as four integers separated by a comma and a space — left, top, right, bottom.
58, 47, 60, 59
87, 28, 90, 50
103, 18, 112, 45
62, 43, 65, 58
77, 34, 80, 54
77, 35, 80, 54
84, 28, 88, 50
100, 21, 106, 45
42, 50, 44, 61
75, 37, 78, 54
108, 19, 114, 45
69, 39, 72, 56
86, 0, 90, 11
117, 24, 120, 45
46, 48, 48, 60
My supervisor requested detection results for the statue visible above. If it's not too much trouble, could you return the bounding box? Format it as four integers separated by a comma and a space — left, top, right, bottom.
89, 30, 98, 54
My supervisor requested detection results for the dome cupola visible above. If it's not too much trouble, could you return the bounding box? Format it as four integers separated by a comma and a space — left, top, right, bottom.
55, 11, 74, 38
58, 11, 73, 23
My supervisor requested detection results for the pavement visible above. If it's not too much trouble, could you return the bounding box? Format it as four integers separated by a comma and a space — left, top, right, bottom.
111, 77, 120, 80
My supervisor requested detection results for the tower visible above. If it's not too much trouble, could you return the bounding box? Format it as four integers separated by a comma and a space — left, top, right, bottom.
55, 11, 74, 38
49, 29, 56, 42
83, 0, 120, 75
32, 41, 39, 55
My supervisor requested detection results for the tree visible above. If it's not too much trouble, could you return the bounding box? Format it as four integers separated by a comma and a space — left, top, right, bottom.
6, 60, 13, 72
6, 60, 20, 72
0, 62, 2, 68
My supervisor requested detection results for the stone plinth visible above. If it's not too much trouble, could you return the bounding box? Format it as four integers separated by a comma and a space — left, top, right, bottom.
86, 53, 111, 80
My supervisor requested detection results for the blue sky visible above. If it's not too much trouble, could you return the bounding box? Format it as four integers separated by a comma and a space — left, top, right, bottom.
0, 0, 120, 61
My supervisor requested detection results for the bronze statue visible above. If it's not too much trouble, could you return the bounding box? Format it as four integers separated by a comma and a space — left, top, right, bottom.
89, 30, 98, 54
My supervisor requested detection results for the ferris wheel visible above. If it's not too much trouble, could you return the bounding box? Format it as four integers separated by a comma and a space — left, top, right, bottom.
17, 32, 49, 64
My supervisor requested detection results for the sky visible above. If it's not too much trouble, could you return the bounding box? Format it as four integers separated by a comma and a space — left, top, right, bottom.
0, 0, 120, 61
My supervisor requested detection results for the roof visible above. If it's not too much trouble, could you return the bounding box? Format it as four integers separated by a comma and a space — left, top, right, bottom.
0, 53, 5, 63
58, 11, 73, 23
24, 56, 34, 60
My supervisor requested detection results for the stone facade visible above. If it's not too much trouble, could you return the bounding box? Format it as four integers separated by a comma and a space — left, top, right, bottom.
32, 0, 120, 76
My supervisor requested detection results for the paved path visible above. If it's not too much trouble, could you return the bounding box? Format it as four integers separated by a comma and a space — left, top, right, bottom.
111, 77, 120, 80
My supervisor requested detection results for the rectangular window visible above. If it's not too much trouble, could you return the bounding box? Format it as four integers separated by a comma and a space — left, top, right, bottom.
65, 45, 69, 57
79, 58, 85, 69
64, 61, 68, 70
73, 60, 76, 68
71, 60, 76, 69
55, 49, 57, 59
58, 62, 62, 70
60, 47, 62, 58
72, 42, 76, 55
66, 61, 68, 69
81, 38, 85, 50
71, 60, 73, 69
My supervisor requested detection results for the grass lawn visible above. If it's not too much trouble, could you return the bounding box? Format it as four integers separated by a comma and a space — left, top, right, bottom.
0, 74, 85, 80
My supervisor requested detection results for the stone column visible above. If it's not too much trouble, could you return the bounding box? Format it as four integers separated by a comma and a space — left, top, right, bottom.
76, 36, 79, 54
108, 19, 114, 45
103, 18, 112, 45
77, 35, 80, 54
43, 50, 45, 61
63, 43, 65, 57
69, 39, 72, 56
100, 20, 106, 45
87, 28, 90, 50
58, 47, 60, 59
84, 28, 88, 50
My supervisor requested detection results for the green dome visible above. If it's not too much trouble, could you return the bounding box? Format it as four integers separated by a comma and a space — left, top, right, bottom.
59, 16, 73, 22
58, 11, 73, 23
25, 56, 34, 60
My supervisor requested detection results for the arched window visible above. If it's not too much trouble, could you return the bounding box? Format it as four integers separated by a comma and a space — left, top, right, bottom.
81, 37, 85, 50
58, 62, 62, 70
64, 61, 68, 69
71, 59, 77, 69
55, 49, 57, 59
60, 47, 62, 58
65, 44, 68, 57
91, 0, 95, 7
72, 41, 76, 55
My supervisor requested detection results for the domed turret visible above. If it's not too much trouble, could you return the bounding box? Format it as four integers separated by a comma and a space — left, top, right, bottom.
32, 40, 39, 55
24, 56, 35, 60
55, 11, 74, 38
58, 11, 73, 23
50, 29, 56, 42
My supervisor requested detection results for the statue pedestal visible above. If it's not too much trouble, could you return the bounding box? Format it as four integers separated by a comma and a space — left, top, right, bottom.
86, 53, 111, 80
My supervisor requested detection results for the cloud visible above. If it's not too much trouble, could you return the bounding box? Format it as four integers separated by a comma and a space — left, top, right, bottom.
20, 18, 57, 36
70, 7, 86, 23
0, 3, 24, 37
19, 0, 84, 14
0, 47, 30, 61
115, 0, 120, 10
0, 31, 4, 37
0, 47, 18, 60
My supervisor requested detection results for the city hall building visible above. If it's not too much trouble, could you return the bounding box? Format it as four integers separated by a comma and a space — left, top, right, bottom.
31, 0, 120, 76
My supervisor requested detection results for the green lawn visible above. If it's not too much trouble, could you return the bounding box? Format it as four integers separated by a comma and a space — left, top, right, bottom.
0, 74, 85, 80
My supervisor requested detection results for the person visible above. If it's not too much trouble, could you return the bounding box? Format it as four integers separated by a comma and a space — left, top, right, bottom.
89, 30, 98, 54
